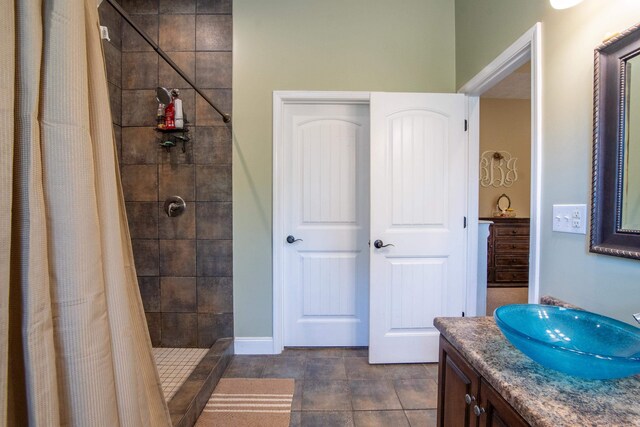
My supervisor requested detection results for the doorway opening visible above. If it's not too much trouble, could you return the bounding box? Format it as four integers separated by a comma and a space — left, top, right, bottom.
460, 23, 542, 315
480, 62, 532, 314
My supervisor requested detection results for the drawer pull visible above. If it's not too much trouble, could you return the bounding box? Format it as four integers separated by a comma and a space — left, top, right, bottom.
474, 405, 486, 417
464, 394, 475, 405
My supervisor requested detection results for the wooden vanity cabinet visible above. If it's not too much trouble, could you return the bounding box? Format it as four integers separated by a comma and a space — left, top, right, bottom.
478, 379, 528, 427
437, 335, 479, 426
437, 336, 529, 427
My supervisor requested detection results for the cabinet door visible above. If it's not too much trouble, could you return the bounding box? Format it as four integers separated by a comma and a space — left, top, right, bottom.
437, 336, 480, 427
478, 379, 529, 427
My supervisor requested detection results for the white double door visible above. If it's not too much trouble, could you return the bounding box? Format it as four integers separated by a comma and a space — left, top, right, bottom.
282, 92, 467, 363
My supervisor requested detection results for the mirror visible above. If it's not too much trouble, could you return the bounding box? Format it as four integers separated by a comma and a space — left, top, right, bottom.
591, 23, 640, 259
622, 55, 640, 230
156, 86, 172, 105
497, 194, 511, 212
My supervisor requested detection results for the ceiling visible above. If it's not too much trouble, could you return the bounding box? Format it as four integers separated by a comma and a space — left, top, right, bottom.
481, 62, 531, 99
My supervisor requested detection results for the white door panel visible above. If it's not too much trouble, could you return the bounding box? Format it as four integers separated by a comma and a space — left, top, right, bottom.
283, 103, 370, 347
388, 258, 446, 329
369, 92, 467, 363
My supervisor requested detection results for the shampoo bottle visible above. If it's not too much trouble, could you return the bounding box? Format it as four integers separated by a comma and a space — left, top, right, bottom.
156, 103, 165, 128
173, 89, 184, 129
164, 101, 175, 129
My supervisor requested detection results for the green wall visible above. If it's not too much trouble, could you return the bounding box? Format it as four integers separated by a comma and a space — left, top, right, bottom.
233, 0, 457, 337
234, 0, 640, 338
456, 0, 640, 322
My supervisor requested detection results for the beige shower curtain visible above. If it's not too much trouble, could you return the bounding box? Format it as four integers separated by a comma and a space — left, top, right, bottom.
1, 1, 171, 425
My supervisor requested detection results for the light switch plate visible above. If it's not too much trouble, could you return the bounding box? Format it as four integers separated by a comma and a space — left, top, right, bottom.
552, 204, 587, 234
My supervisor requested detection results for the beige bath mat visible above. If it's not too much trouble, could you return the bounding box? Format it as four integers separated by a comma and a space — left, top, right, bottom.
195, 378, 295, 427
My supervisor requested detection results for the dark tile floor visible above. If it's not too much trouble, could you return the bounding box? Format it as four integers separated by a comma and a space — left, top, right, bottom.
221, 348, 438, 427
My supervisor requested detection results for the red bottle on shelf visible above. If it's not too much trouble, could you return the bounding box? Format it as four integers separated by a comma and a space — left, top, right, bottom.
164, 101, 175, 129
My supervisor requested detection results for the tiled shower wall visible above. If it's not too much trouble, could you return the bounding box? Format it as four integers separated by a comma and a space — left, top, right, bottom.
98, 0, 233, 348
99, 3, 123, 163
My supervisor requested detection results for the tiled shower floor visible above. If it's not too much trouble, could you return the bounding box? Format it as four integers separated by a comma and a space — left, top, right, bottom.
153, 347, 209, 401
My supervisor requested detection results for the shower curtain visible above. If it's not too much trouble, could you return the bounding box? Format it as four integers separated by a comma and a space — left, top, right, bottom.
1, 1, 171, 425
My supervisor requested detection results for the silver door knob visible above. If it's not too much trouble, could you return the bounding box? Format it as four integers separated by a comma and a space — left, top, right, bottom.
464, 394, 475, 405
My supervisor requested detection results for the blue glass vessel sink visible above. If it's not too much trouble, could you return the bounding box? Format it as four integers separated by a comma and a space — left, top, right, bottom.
494, 304, 640, 380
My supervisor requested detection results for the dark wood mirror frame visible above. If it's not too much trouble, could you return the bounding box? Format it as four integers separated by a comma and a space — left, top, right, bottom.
591, 22, 640, 260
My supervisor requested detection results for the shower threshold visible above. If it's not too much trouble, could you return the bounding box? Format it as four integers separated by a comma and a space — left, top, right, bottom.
154, 347, 209, 400
153, 338, 234, 427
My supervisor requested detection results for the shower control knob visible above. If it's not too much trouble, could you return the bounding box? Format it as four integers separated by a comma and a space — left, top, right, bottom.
164, 196, 186, 217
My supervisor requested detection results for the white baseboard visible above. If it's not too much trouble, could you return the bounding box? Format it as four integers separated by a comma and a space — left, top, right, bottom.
234, 337, 277, 355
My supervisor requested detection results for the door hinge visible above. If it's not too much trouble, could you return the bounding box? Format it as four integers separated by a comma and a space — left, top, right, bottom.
464, 119, 468, 131
462, 311, 465, 317
464, 216, 467, 228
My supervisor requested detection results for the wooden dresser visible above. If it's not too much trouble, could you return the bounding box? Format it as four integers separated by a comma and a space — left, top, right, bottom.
480, 217, 530, 287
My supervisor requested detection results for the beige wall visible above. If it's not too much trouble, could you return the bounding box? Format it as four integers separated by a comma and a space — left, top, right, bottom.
233, 0, 457, 337
456, 0, 640, 323
479, 98, 531, 218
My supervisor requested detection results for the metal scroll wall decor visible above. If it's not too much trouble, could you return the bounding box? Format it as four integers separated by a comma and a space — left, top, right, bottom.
480, 150, 519, 188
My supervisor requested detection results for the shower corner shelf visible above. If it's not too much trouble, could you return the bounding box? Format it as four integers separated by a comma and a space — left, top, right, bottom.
155, 127, 190, 134
155, 126, 190, 152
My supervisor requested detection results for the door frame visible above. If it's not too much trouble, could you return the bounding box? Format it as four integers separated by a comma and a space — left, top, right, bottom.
272, 91, 371, 353
458, 23, 543, 311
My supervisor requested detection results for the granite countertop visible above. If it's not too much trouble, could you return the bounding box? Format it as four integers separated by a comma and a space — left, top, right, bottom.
434, 316, 640, 427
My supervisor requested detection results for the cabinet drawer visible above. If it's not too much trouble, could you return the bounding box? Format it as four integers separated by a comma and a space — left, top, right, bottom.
495, 270, 529, 282
495, 226, 529, 237
495, 241, 529, 252
495, 255, 528, 267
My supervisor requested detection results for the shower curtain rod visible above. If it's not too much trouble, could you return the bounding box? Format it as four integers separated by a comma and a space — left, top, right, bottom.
105, 0, 231, 123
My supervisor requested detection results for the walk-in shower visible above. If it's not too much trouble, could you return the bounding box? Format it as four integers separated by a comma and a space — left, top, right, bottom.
98, 1, 234, 425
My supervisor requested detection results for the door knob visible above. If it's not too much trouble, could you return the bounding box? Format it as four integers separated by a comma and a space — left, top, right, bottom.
373, 239, 394, 249
286, 235, 303, 244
